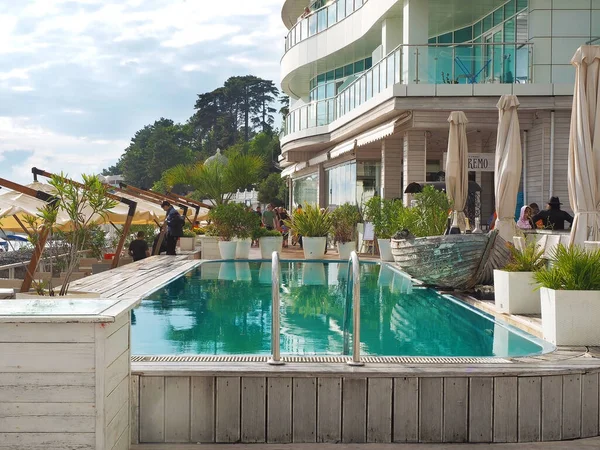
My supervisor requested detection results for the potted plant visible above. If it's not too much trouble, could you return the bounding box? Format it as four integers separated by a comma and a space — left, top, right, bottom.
330, 203, 361, 260
235, 208, 260, 259
19, 173, 117, 297
208, 203, 244, 259
179, 228, 196, 251
284, 203, 332, 259
363, 197, 402, 261
493, 243, 545, 314
253, 227, 283, 259
534, 244, 600, 345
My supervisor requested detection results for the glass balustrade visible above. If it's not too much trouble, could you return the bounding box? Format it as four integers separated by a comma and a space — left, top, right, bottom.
283, 42, 533, 137
285, 0, 369, 53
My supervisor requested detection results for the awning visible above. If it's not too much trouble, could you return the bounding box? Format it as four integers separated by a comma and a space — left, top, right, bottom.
309, 152, 329, 166
281, 164, 297, 178
355, 117, 400, 147
329, 139, 357, 159
296, 161, 308, 171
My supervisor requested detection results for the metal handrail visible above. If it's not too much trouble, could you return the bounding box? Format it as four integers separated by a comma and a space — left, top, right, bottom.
347, 251, 363, 366
268, 251, 284, 365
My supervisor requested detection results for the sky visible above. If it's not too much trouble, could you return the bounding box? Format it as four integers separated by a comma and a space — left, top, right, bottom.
0, 0, 286, 185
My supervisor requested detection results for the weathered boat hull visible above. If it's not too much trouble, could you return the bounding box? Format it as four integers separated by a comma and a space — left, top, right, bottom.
390, 231, 507, 290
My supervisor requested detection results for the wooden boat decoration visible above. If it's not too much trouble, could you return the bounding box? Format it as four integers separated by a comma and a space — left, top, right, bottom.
390, 230, 510, 290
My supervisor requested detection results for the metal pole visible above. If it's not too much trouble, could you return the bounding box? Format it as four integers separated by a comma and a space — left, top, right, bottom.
348, 251, 364, 366
268, 251, 284, 365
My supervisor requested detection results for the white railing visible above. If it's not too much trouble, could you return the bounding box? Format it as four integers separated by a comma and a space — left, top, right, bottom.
268, 251, 284, 365
347, 251, 363, 366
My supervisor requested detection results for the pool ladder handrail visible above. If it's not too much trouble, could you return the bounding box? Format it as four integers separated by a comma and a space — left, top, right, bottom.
348, 251, 364, 366
268, 251, 285, 365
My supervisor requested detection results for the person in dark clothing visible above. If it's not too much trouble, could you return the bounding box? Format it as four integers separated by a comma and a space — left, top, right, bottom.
531, 197, 574, 230
152, 233, 168, 255
128, 231, 150, 261
161, 201, 185, 255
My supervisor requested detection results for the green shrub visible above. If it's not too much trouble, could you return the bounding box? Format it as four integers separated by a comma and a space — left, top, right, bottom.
208, 203, 260, 241
363, 197, 403, 239
330, 203, 361, 244
284, 203, 332, 237
252, 227, 282, 240
534, 244, 600, 290
503, 243, 545, 272
408, 186, 451, 237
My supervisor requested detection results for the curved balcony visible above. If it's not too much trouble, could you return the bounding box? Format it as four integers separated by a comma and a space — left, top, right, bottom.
284, 0, 369, 54
282, 42, 534, 143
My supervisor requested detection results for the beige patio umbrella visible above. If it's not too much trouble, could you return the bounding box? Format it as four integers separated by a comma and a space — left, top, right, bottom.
445, 111, 469, 231
568, 46, 600, 246
494, 95, 522, 242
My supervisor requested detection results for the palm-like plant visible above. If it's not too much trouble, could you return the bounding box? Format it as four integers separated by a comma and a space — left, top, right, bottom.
284, 203, 333, 237
534, 244, 600, 290
163, 154, 263, 205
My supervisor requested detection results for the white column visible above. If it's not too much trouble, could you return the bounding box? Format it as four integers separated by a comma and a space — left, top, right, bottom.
402, 0, 429, 84
381, 135, 403, 199
382, 17, 403, 56
403, 131, 427, 205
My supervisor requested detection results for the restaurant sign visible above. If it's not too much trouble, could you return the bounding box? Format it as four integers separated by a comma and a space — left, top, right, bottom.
443, 153, 495, 172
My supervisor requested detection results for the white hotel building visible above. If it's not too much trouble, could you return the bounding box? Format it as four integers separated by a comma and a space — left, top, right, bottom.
279, 0, 598, 222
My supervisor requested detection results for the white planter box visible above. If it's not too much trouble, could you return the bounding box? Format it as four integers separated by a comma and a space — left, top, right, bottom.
0, 297, 139, 449
540, 287, 600, 346
493, 270, 540, 315
337, 241, 356, 260
303, 237, 326, 259
259, 236, 283, 259
235, 238, 252, 259
198, 236, 220, 260
378, 238, 394, 262
179, 237, 195, 251
218, 241, 237, 260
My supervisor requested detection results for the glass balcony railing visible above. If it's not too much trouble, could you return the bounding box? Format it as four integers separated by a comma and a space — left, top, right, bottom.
283, 42, 534, 137
284, 0, 369, 53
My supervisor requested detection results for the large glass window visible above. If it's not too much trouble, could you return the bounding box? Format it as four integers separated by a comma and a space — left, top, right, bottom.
356, 162, 381, 205
327, 163, 357, 207
293, 174, 319, 207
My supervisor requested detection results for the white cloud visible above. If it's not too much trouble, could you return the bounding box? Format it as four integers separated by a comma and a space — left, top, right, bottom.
10, 86, 35, 92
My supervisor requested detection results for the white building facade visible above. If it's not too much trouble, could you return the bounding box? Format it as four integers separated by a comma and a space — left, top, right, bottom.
280, 0, 597, 223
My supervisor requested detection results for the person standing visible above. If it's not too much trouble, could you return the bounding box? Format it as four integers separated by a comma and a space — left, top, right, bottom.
161, 201, 184, 255
128, 231, 150, 262
531, 197, 574, 230
262, 204, 277, 230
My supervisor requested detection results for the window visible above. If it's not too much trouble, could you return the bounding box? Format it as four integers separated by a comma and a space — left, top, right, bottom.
317, 85, 326, 100
438, 32, 452, 44
327, 163, 357, 207
335, 67, 344, 79
517, 0, 527, 12
356, 161, 381, 204
317, 73, 325, 84
483, 14, 492, 33
505, 0, 516, 19
354, 60, 364, 73
493, 7, 504, 27
473, 21, 482, 39
326, 70, 334, 81
317, 9, 327, 32
454, 27, 472, 43
365, 57, 372, 69
327, 2, 337, 27
308, 14, 317, 36
344, 64, 354, 76
428, 37, 437, 44
293, 174, 319, 207
326, 82, 335, 98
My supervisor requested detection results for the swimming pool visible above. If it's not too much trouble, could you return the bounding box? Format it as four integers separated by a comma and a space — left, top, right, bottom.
131, 260, 551, 357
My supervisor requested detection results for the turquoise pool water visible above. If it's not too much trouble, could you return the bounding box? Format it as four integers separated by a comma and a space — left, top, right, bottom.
131, 261, 548, 357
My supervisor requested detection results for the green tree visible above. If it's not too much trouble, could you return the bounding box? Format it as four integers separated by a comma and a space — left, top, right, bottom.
258, 173, 288, 207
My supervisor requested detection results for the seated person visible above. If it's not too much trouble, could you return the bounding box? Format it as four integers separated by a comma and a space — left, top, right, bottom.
531, 197, 573, 231
128, 231, 150, 262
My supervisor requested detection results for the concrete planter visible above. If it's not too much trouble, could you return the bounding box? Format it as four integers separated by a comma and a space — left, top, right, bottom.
259, 236, 283, 259
540, 287, 600, 345
493, 270, 540, 314
179, 237, 195, 251
303, 237, 326, 259
198, 236, 220, 260
235, 238, 252, 259
378, 238, 394, 262
218, 241, 237, 260
337, 241, 356, 260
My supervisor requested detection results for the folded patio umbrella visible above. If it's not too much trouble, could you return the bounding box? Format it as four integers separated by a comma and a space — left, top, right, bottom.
494, 95, 522, 242
568, 46, 600, 246
445, 111, 469, 231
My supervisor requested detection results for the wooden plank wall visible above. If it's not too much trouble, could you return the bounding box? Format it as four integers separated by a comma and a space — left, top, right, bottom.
133, 372, 600, 444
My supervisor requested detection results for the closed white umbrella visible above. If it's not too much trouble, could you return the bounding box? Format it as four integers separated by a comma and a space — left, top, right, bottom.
445, 111, 469, 231
494, 95, 522, 242
568, 46, 600, 246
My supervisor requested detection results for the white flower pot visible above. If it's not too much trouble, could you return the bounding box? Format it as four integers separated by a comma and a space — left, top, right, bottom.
235, 238, 252, 259
378, 238, 394, 262
259, 236, 283, 259
540, 287, 600, 346
198, 236, 220, 260
179, 237, 195, 251
337, 241, 356, 260
303, 237, 327, 259
218, 241, 237, 260
493, 270, 540, 314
